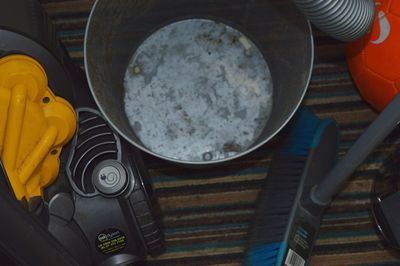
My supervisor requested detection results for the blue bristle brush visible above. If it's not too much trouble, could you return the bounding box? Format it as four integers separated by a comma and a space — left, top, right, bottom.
245, 108, 339, 266
246, 92, 400, 266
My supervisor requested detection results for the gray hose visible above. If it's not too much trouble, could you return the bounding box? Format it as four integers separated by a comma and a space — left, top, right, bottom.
312, 93, 400, 206
293, 0, 376, 42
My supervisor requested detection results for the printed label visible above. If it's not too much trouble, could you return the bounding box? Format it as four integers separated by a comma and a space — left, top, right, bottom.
285, 248, 305, 266
96, 228, 127, 254
282, 219, 316, 266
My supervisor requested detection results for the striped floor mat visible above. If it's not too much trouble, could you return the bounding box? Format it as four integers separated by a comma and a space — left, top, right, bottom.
40, 1, 400, 265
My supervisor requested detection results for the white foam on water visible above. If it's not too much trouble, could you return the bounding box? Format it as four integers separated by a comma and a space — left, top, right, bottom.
123, 19, 273, 162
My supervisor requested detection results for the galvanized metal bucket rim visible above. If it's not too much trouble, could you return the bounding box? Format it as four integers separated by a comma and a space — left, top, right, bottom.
84, 0, 314, 165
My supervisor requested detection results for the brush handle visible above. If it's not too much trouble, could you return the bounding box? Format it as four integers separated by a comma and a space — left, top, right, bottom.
312, 93, 400, 206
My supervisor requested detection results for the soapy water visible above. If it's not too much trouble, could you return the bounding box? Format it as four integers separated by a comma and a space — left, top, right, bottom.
124, 19, 273, 162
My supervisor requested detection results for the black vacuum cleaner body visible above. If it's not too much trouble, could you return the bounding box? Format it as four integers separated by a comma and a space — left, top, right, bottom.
0, 1, 164, 265
47, 108, 164, 265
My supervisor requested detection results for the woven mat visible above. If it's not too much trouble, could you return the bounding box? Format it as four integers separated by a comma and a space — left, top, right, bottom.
40, 1, 400, 265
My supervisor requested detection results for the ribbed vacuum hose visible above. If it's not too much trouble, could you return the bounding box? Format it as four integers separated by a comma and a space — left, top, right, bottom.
293, 0, 376, 42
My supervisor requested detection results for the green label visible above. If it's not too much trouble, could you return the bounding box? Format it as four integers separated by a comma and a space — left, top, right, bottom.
96, 228, 127, 254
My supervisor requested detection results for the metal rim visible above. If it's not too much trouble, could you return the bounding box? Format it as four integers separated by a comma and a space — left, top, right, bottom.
84, 1, 314, 165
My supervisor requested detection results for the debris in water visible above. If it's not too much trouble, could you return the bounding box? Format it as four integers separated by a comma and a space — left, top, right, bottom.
223, 141, 242, 152
182, 111, 191, 123
203, 152, 213, 161
132, 65, 141, 75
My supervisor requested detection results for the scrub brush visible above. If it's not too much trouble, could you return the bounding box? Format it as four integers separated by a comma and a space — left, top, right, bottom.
245, 108, 339, 266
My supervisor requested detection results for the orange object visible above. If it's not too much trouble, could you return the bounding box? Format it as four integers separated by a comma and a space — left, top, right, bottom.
0, 55, 76, 201
347, 0, 400, 111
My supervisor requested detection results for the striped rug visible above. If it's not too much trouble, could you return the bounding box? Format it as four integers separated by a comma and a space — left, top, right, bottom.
40, 1, 400, 265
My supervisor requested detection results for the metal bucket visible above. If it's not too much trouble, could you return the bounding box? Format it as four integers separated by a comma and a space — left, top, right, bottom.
84, 0, 313, 165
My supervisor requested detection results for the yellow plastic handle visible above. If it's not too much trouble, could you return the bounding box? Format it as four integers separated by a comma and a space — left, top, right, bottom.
0, 55, 76, 201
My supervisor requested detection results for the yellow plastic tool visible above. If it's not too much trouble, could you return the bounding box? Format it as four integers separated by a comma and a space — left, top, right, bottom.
0, 55, 76, 201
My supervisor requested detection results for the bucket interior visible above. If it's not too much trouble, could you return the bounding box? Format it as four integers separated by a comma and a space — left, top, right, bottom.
85, 0, 313, 163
